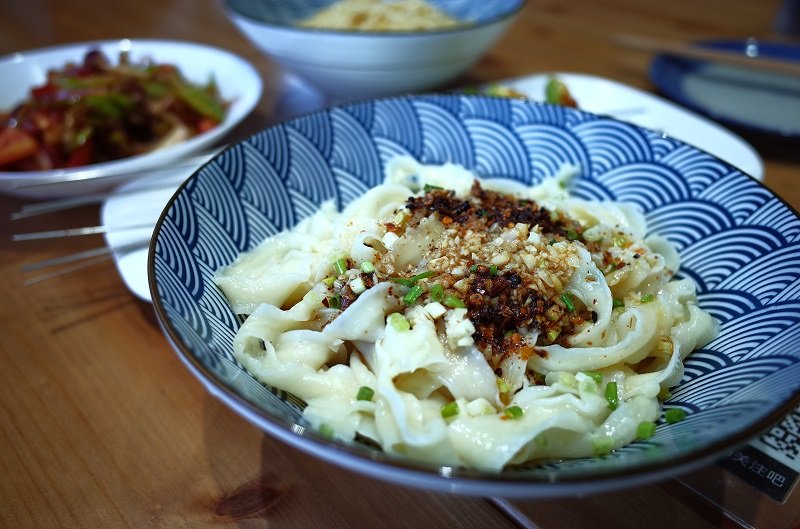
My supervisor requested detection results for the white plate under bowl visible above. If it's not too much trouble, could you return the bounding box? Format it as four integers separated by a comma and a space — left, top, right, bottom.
105, 72, 763, 302
0, 38, 263, 199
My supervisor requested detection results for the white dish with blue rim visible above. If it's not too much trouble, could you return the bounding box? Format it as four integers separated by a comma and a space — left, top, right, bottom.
649, 38, 800, 141
147, 93, 800, 498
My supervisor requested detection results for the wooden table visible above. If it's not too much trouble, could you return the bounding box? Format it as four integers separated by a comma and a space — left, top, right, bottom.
1, 1, 798, 528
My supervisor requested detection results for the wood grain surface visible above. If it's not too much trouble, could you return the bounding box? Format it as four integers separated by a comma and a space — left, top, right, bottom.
1, 1, 798, 528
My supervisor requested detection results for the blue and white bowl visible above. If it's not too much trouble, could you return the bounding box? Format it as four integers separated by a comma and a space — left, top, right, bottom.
222, 0, 525, 101
149, 94, 800, 498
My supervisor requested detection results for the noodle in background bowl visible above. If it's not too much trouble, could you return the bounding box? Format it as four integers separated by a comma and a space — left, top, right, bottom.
0, 39, 262, 199
222, 0, 525, 102
149, 94, 800, 498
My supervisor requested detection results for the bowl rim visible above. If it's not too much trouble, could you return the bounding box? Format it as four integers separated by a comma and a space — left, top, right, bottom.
222, 0, 527, 37
147, 92, 800, 496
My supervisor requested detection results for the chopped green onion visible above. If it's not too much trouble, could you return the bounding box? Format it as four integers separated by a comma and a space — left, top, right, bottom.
582, 370, 603, 385
605, 381, 619, 410
641, 293, 655, 303
387, 312, 410, 331
319, 423, 334, 438
558, 372, 577, 387
560, 292, 576, 313
546, 328, 561, 343
440, 401, 459, 418
636, 421, 657, 440
504, 405, 524, 420
322, 277, 336, 287
664, 408, 687, 424
496, 377, 512, 393
326, 295, 341, 309
349, 276, 367, 294
391, 277, 416, 287
391, 271, 434, 289
403, 284, 424, 305
489, 265, 498, 276
333, 257, 348, 275
423, 183, 443, 192
443, 294, 466, 308
356, 386, 375, 402
429, 283, 444, 302
566, 229, 580, 240
410, 271, 434, 282
469, 264, 479, 273
360, 261, 375, 273
612, 298, 625, 309
592, 437, 614, 457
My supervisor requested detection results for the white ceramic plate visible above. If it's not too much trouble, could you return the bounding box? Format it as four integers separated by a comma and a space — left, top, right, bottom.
498, 73, 764, 180
0, 39, 263, 199
105, 71, 763, 301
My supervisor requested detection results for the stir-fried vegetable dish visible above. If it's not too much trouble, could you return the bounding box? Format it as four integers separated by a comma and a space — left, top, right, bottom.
0, 49, 229, 171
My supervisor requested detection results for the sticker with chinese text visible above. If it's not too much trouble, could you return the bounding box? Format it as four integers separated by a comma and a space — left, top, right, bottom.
719, 405, 800, 502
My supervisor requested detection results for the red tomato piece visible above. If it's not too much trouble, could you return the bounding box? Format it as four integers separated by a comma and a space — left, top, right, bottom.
0, 128, 39, 168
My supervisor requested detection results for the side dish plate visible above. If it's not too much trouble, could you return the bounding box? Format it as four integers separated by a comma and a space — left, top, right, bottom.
0, 39, 263, 198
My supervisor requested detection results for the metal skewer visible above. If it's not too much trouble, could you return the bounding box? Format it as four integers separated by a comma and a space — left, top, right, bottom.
13, 222, 155, 241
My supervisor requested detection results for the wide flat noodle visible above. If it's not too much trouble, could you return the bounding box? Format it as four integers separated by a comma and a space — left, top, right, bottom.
216, 157, 719, 470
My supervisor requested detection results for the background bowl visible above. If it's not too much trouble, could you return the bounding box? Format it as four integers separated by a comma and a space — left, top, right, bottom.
149, 94, 800, 498
0, 39, 262, 199
222, 0, 525, 102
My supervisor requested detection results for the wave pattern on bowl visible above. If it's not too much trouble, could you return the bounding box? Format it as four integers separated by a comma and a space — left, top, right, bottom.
151, 94, 800, 495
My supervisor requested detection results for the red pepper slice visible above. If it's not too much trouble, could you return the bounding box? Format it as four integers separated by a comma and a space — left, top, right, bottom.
0, 128, 39, 168
64, 140, 94, 168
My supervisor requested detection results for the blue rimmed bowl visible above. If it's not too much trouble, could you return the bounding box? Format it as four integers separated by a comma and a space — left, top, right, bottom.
222, 0, 525, 101
149, 93, 800, 498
